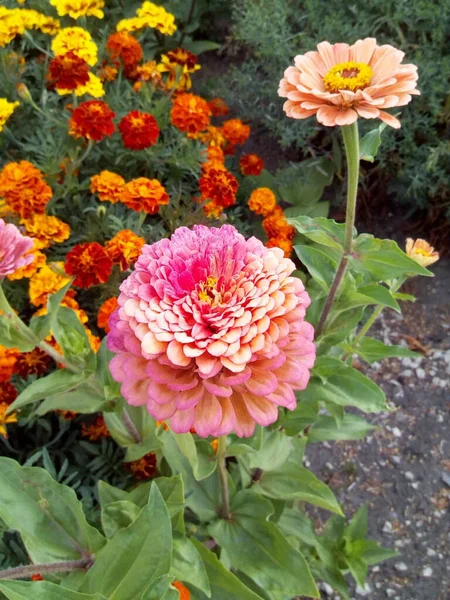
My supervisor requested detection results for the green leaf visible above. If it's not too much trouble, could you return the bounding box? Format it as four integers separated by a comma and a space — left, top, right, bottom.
101, 500, 141, 538
359, 122, 387, 162
345, 556, 368, 588
352, 337, 419, 363
305, 201, 330, 218
50, 307, 96, 371
80, 484, 172, 599
8, 370, 90, 413
257, 462, 343, 515
359, 542, 398, 565
208, 491, 319, 598
171, 533, 210, 596
394, 292, 416, 302
247, 430, 295, 472
182, 40, 221, 54
312, 357, 345, 381
345, 506, 368, 540
0, 581, 106, 600
190, 539, 264, 600
335, 283, 400, 314
98, 481, 128, 507
141, 577, 179, 600
297, 365, 387, 412
280, 397, 319, 435
294, 245, 339, 291
0, 458, 105, 564
173, 433, 217, 481
104, 403, 159, 451
288, 216, 346, 250
352, 235, 433, 280
277, 507, 317, 547
308, 414, 376, 442
34, 382, 108, 416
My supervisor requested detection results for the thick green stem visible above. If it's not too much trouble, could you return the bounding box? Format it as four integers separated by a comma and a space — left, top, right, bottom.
217, 436, 231, 520
316, 121, 360, 336
121, 408, 142, 444
0, 558, 91, 581
37, 340, 77, 372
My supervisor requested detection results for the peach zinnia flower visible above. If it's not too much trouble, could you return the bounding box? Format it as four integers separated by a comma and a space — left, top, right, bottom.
107, 225, 315, 437
65, 242, 112, 288
405, 238, 439, 268
0, 218, 34, 278
278, 38, 419, 129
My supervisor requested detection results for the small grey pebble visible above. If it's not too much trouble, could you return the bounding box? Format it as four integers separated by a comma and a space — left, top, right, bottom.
394, 562, 408, 572
422, 567, 433, 577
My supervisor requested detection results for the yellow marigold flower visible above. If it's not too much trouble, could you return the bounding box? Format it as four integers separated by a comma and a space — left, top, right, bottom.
57, 72, 105, 98
133, 61, 161, 90
117, 2, 176, 36
0, 402, 17, 438
90, 170, 127, 204
248, 188, 277, 216
35, 15, 61, 35
157, 48, 200, 91
405, 238, 439, 268
105, 229, 145, 271
0, 99, 19, 133
29, 262, 71, 307
7, 240, 46, 280
20, 214, 70, 249
85, 327, 101, 352
0, 7, 26, 47
52, 27, 98, 66
116, 17, 148, 33
50, 0, 105, 19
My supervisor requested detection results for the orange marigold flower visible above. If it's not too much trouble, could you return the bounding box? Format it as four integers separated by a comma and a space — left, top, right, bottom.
199, 168, 238, 208
97, 296, 118, 332
203, 201, 224, 220
0, 161, 52, 218
69, 100, 115, 142
20, 214, 70, 249
14, 347, 51, 378
127, 451, 157, 480
170, 93, 211, 137
85, 327, 101, 353
81, 415, 109, 440
205, 145, 225, 164
262, 206, 296, 240
106, 32, 143, 76
90, 170, 127, 204
157, 48, 200, 91
210, 438, 219, 453
124, 178, 169, 214
240, 153, 264, 176
119, 110, 160, 151
7, 241, 46, 280
29, 262, 71, 307
0, 346, 19, 383
58, 410, 78, 420
222, 118, 250, 151
31, 575, 44, 582
0, 402, 17, 438
98, 63, 118, 82
133, 61, 162, 91
173, 581, 191, 600
266, 236, 293, 258
65, 242, 112, 288
105, 229, 145, 271
47, 51, 90, 91
208, 97, 229, 117
405, 238, 439, 268
248, 187, 277, 216
0, 381, 18, 405
198, 125, 226, 148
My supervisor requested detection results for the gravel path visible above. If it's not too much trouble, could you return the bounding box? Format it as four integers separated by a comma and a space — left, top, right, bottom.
306, 260, 450, 600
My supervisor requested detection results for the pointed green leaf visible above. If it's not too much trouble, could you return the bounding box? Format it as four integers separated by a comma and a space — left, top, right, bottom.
101, 500, 141, 538
288, 216, 345, 250
308, 414, 376, 442
359, 123, 387, 162
353, 337, 419, 363
171, 533, 210, 596
0, 581, 106, 600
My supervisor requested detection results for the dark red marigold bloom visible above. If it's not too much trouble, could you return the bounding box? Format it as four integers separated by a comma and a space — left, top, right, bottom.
69, 100, 116, 142
240, 153, 265, 176
14, 348, 51, 378
48, 51, 90, 91
127, 452, 158, 480
0, 381, 18, 405
65, 242, 113, 288
119, 110, 160, 150
199, 168, 239, 208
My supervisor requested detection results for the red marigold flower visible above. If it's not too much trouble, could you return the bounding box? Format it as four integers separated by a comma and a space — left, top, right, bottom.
48, 51, 90, 91
208, 97, 229, 116
119, 111, 160, 151
126, 452, 157, 480
105, 229, 145, 270
199, 168, 238, 208
170, 93, 211, 137
240, 153, 264, 176
222, 118, 251, 146
0, 381, 18, 405
65, 242, 113, 288
173, 581, 191, 600
106, 32, 143, 77
81, 415, 109, 440
69, 100, 116, 142
97, 297, 119, 332
124, 178, 169, 214
14, 348, 51, 378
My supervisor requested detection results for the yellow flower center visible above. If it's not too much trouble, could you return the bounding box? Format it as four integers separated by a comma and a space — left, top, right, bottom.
198, 276, 221, 305
323, 61, 373, 93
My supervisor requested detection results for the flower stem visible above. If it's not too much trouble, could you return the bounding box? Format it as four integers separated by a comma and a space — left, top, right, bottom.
37, 340, 75, 372
0, 558, 91, 581
316, 121, 360, 336
121, 408, 142, 444
217, 435, 231, 520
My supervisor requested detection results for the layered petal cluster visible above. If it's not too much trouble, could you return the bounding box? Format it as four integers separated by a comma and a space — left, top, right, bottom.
108, 225, 315, 437
279, 38, 419, 128
0, 218, 34, 279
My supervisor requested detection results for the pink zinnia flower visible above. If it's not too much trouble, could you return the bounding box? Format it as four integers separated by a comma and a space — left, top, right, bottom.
108, 225, 315, 437
278, 38, 419, 128
0, 218, 34, 279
